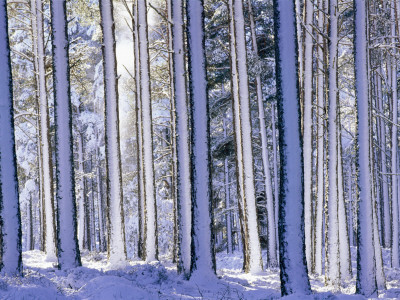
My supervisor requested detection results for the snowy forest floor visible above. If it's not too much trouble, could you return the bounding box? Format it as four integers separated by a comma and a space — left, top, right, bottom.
0, 248, 399, 299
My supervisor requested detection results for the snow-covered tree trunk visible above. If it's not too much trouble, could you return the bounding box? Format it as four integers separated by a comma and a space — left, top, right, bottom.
376, 70, 390, 248
390, 0, 399, 268
227, 0, 247, 270
327, 0, 340, 286
186, 0, 215, 277
247, 0, 277, 268
96, 158, 106, 252
354, 0, 378, 296
302, 0, 314, 272
99, 0, 127, 264
50, 0, 81, 269
132, 2, 145, 260
314, 0, 325, 275
348, 164, 354, 246
77, 132, 85, 251
228, 0, 263, 274
372, 183, 386, 289
166, 0, 178, 264
88, 158, 96, 251
271, 102, 279, 250
29, 197, 34, 250
295, 0, 303, 100
30, 0, 45, 253
273, 0, 311, 295
33, 0, 57, 263
223, 116, 232, 254
171, 0, 191, 276
137, 0, 158, 262
0, 0, 22, 273
337, 124, 352, 281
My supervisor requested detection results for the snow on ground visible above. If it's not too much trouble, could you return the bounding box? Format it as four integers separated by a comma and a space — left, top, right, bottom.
0, 247, 398, 299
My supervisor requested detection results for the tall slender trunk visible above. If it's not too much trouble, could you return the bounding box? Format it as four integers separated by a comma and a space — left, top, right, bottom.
302, 0, 314, 271
354, 0, 378, 296
348, 164, 354, 246
247, 0, 277, 268
337, 120, 352, 281
137, 0, 158, 262
227, 0, 247, 271
33, 0, 57, 262
314, 0, 325, 275
186, 0, 216, 277
30, 0, 45, 254
223, 116, 232, 254
96, 157, 106, 252
376, 69, 390, 248
273, 0, 311, 295
99, 0, 127, 264
50, 0, 81, 269
165, 0, 178, 264
171, 0, 192, 276
296, 0, 303, 101
228, 0, 263, 274
132, 2, 145, 260
271, 102, 279, 253
327, 0, 340, 286
391, 0, 399, 268
77, 132, 85, 250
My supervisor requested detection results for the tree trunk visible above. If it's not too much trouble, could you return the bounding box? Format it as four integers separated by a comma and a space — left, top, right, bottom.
247, 0, 277, 268
50, 0, 81, 269
314, 0, 325, 275
354, 0, 378, 296
228, 0, 263, 274
273, 0, 311, 295
137, 0, 158, 262
271, 102, 279, 252
165, 0, 178, 265
391, 0, 399, 268
223, 116, 232, 254
132, 2, 145, 260
171, 0, 192, 276
33, 0, 57, 262
186, 0, 216, 278
77, 132, 85, 251
99, 0, 127, 264
337, 121, 352, 281
376, 69, 390, 248
302, 0, 314, 272
327, 0, 340, 286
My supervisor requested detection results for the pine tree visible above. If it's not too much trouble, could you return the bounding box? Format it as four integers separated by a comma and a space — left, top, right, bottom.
247, 0, 277, 268
32, 0, 57, 262
171, 0, 192, 276
313, 0, 326, 276
228, 0, 263, 274
390, 0, 399, 269
273, 0, 311, 295
302, 0, 314, 272
0, 0, 22, 275
137, 0, 158, 262
354, 0, 378, 296
186, 0, 215, 278
327, 0, 340, 286
99, 0, 127, 265
50, 0, 81, 269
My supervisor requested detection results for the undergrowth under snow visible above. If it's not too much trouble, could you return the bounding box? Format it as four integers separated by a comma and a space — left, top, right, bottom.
0, 247, 399, 299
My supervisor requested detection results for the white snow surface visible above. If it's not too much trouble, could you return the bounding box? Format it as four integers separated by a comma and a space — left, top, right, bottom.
0, 248, 398, 299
